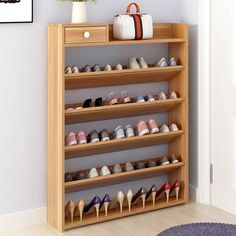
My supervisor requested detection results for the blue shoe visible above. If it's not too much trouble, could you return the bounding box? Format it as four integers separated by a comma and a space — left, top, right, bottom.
113, 126, 125, 139
99, 194, 111, 216
84, 196, 101, 218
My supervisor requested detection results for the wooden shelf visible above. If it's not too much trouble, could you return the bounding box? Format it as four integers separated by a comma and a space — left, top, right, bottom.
64, 197, 186, 229
65, 131, 184, 159
65, 66, 184, 90
65, 98, 184, 124
65, 162, 184, 193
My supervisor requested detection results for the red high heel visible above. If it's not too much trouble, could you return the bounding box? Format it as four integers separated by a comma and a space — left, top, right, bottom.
170, 180, 181, 201
156, 182, 170, 203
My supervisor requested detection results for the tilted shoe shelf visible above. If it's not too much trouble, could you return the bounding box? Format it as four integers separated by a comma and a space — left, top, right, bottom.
65, 98, 184, 124
48, 22, 188, 231
65, 131, 184, 159
65, 161, 184, 193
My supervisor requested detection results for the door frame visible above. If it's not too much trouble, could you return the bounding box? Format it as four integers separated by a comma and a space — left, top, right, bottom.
196, 0, 211, 204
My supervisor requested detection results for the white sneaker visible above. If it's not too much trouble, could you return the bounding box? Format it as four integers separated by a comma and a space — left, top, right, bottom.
104, 64, 112, 71
137, 57, 148, 69
160, 124, 170, 133
169, 123, 179, 132
116, 63, 123, 70
88, 167, 98, 178
169, 91, 178, 99
99, 166, 111, 176
129, 57, 141, 69
155, 57, 168, 67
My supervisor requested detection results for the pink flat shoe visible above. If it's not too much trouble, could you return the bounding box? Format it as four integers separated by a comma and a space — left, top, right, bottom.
65, 132, 77, 146
157, 92, 168, 100
147, 119, 159, 134
106, 92, 118, 105
135, 120, 150, 136
76, 131, 87, 144
120, 91, 131, 104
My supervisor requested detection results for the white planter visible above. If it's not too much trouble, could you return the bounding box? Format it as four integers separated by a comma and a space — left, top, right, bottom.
71, 2, 87, 24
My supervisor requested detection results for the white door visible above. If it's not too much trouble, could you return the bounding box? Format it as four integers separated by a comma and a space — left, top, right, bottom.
211, 0, 236, 214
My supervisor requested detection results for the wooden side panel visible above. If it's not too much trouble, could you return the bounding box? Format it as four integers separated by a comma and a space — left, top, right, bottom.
48, 24, 65, 232
168, 24, 189, 201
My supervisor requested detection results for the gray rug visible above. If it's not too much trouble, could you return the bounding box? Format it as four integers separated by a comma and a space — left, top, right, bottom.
158, 223, 236, 236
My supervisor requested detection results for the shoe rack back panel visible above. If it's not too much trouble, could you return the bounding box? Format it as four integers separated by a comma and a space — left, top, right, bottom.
48, 23, 189, 231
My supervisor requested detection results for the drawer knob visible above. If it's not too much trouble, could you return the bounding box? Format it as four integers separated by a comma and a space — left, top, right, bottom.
83, 31, 90, 39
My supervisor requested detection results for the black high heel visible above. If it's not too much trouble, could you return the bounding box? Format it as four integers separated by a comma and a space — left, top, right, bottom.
131, 187, 147, 208
146, 185, 157, 206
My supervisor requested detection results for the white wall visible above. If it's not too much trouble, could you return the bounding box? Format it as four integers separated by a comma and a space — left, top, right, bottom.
0, 0, 198, 216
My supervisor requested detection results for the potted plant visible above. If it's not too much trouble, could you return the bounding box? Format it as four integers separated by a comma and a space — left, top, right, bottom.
58, 0, 96, 23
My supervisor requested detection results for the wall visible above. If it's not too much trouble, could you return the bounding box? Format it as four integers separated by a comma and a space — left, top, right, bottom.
0, 0, 198, 216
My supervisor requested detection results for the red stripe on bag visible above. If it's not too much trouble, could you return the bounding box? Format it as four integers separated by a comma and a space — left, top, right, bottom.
131, 14, 143, 40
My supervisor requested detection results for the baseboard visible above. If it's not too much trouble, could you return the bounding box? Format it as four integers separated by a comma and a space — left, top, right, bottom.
189, 184, 198, 202
0, 207, 46, 230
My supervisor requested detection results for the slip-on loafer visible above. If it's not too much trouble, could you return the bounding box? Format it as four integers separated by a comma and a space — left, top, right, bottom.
99, 166, 111, 176
129, 57, 141, 69
99, 129, 110, 141
160, 124, 170, 133
95, 97, 103, 107
146, 160, 157, 168
76, 131, 87, 144
72, 65, 79, 73
116, 63, 123, 70
155, 57, 168, 67
113, 125, 125, 139
147, 119, 159, 134
65, 132, 77, 146
88, 130, 100, 143
88, 167, 99, 178
169, 155, 179, 164
160, 156, 170, 166
82, 64, 92, 72
121, 91, 131, 104
124, 162, 134, 172
134, 95, 145, 103
83, 99, 92, 108
104, 64, 112, 71
125, 125, 135, 138
135, 120, 150, 136
73, 171, 86, 181
92, 64, 101, 72
169, 91, 178, 99
144, 93, 155, 102
169, 123, 179, 132
135, 162, 146, 170
106, 92, 118, 105
168, 57, 177, 66
65, 172, 73, 182
65, 66, 72, 74
112, 164, 123, 174
137, 57, 148, 69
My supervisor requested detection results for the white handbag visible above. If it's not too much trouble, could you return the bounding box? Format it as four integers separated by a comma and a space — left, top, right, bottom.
113, 3, 153, 40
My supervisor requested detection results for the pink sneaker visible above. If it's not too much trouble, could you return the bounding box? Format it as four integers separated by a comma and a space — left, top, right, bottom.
157, 92, 168, 100
147, 119, 159, 134
76, 131, 87, 144
65, 132, 77, 146
135, 120, 150, 136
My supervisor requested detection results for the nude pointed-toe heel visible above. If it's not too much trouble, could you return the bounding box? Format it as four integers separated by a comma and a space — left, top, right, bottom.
65, 200, 75, 222
126, 189, 133, 212
117, 191, 124, 213
74, 199, 84, 221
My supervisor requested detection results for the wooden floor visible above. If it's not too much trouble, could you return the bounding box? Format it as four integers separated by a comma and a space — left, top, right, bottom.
1, 203, 236, 236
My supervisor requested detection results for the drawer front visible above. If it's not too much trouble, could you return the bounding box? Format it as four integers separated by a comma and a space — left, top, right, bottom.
65, 26, 107, 44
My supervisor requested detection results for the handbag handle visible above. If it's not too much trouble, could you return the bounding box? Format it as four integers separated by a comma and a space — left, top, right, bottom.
126, 2, 141, 14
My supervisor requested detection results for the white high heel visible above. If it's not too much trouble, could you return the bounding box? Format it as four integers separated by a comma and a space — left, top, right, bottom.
126, 189, 133, 212
117, 191, 125, 213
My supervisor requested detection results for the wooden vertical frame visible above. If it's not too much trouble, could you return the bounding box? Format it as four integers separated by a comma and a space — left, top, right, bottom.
48, 24, 65, 232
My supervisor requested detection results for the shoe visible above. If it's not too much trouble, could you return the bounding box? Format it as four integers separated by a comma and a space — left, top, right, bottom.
104, 64, 112, 71
65, 66, 72, 74
88, 130, 99, 143
156, 183, 170, 203
169, 155, 179, 164
132, 187, 147, 208
116, 191, 125, 213
88, 167, 99, 178
129, 57, 141, 69
82, 64, 91, 72
65, 200, 75, 222
92, 64, 101, 72
146, 160, 157, 168
106, 92, 118, 105
126, 189, 133, 212
160, 156, 170, 166
112, 164, 123, 174
83, 98, 92, 108
147, 119, 159, 134
95, 97, 103, 107
65, 132, 77, 146
137, 57, 148, 69
76, 131, 87, 144
144, 93, 155, 102
72, 65, 79, 73
116, 63, 123, 70
99, 166, 111, 176
84, 196, 101, 218
73, 171, 86, 181
135, 162, 145, 170
170, 180, 181, 201
113, 126, 125, 139
169, 123, 179, 132
74, 199, 84, 221
125, 125, 135, 138
124, 162, 134, 172
120, 91, 131, 104
169, 91, 178, 99
100, 194, 111, 216
157, 92, 168, 100
135, 120, 150, 136
160, 124, 170, 133
99, 129, 110, 141
134, 95, 145, 103
168, 58, 177, 66
155, 57, 168, 67
146, 185, 158, 206
65, 172, 73, 182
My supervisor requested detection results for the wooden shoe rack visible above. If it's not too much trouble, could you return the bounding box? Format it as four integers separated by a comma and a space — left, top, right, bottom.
48, 23, 189, 231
